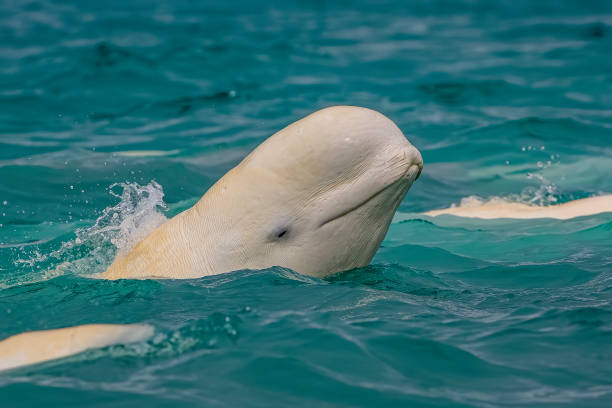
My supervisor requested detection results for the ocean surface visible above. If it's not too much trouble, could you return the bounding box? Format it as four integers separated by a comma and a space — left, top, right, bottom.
1, 0, 612, 406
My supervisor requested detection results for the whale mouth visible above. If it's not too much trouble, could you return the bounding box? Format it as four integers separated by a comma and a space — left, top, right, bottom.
415, 162, 423, 180
318, 162, 420, 228
318, 182, 396, 228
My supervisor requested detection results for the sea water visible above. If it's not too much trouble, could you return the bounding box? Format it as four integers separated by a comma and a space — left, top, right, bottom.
1, 0, 611, 406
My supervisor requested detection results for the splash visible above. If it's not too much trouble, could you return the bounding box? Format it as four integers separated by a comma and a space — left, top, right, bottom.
9, 182, 168, 285
85, 181, 167, 257
522, 173, 560, 205
448, 171, 562, 211
55, 181, 168, 276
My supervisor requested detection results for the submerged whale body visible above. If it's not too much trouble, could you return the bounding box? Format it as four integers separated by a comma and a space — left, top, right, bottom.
424, 195, 612, 219
0, 324, 153, 372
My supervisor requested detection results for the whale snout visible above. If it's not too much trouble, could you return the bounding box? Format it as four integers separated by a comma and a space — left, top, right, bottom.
414, 149, 423, 180
396, 144, 423, 182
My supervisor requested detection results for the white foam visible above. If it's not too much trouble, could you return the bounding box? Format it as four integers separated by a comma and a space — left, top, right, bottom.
9, 181, 168, 285
444, 172, 562, 211
90, 181, 168, 256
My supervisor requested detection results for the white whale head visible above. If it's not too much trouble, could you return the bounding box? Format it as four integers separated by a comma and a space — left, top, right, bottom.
193, 106, 423, 278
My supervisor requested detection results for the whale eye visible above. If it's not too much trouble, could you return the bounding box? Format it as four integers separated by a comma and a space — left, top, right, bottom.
270, 225, 290, 241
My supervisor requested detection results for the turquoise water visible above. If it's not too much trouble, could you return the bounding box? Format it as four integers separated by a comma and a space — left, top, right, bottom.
1, 0, 612, 406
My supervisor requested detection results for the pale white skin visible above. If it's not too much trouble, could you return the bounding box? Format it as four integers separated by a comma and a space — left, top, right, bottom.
0, 324, 153, 371
424, 195, 612, 219
0, 106, 423, 371
104, 106, 423, 279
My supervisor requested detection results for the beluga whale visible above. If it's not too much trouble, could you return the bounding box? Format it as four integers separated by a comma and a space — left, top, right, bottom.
0, 106, 423, 371
104, 105, 423, 279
